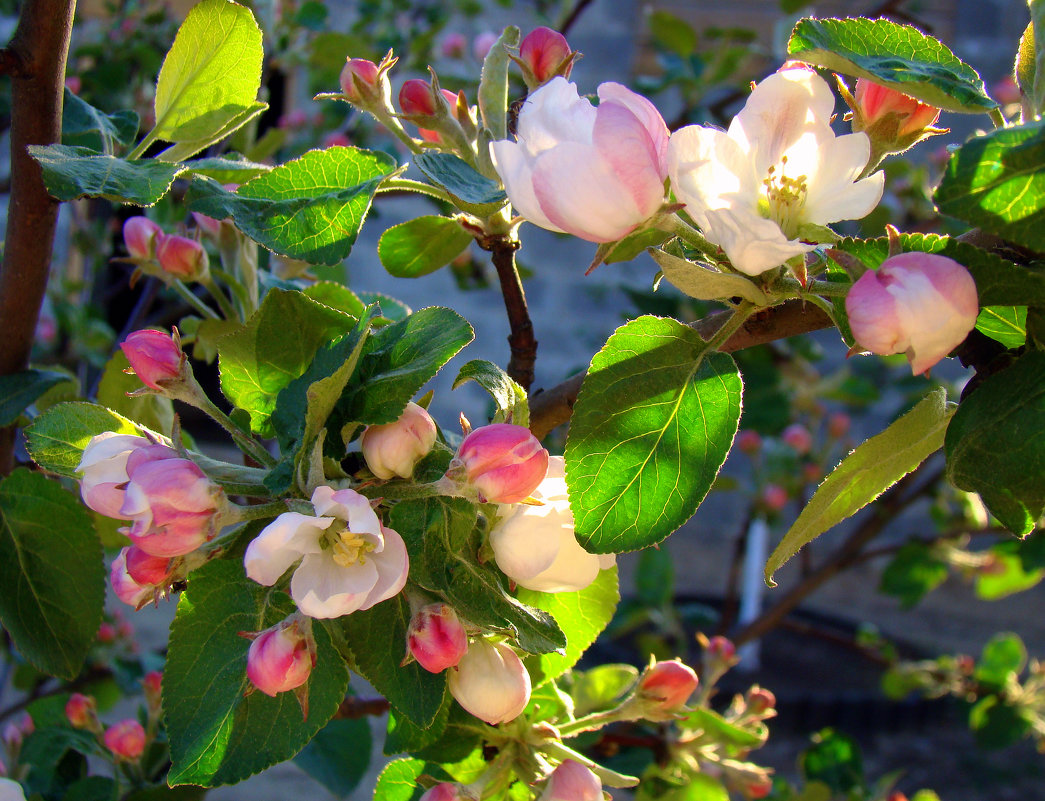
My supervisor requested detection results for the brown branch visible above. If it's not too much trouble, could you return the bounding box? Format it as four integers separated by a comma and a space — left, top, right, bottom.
334, 696, 391, 719
0, 0, 77, 475
528, 300, 833, 439
480, 233, 538, 391
558, 0, 596, 37
0, 47, 25, 78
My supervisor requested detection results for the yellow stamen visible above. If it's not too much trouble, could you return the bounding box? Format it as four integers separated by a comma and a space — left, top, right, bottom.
759, 155, 809, 240
330, 527, 373, 567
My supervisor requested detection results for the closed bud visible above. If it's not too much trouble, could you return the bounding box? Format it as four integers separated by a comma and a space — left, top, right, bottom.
246, 618, 316, 697
827, 412, 851, 439
143, 670, 163, 712
339, 56, 394, 111
801, 463, 821, 484
538, 760, 603, 801
448, 639, 531, 725
361, 402, 437, 479
744, 777, 773, 799
420, 783, 472, 801
746, 686, 776, 715
407, 603, 468, 673
77, 433, 175, 519
781, 423, 812, 455
473, 31, 498, 62
110, 548, 156, 608
125, 546, 172, 586
97, 622, 116, 643
849, 78, 943, 156
760, 484, 788, 512
736, 430, 762, 456
156, 234, 209, 281
516, 27, 577, 89
120, 329, 184, 391
637, 659, 698, 712
846, 252, 978, 375
440, 32, 467, 59
65, 693, 96, 729
123, 216, 163, 261
399, 78, 440, 118
707, 635, 736, 662
104, 719, 146, 760
0, 779, 26, 801
449, 423, 549, 504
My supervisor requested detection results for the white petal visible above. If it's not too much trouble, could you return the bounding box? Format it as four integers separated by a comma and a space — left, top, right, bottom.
802, 133, 884, 224
593, 100, 667, 218
516, 76, 596, 152
313, 486, 383, 537
490, 140, 566, 233
597, 82, 670, 170
244, 512, 332, 586
291, 553, 378, 619
491, 508, 562, 583
358, 527, 409, 610
667, 125, 755, 229
703, 207, 813, 276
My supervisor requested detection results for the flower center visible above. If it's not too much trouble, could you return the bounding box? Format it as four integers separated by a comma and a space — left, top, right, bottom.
326, 526, 373, 568
759, 156, 808, 240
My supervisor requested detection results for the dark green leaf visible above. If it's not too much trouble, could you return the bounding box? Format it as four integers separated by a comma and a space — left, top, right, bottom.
0, 470, 104, 680
182, 155, 271, 183
384, 698, 450, 756
800, 729, 864, 793
0, 369, 73, 426
378, 216, 472, 278
97, 350, 175, 435
413, 152, 507, 213
649, 11, 697, 57
165, 559, 349, 787
936, 122, 1045, 251
565, 316, 743, 554
292, 717, 372, 797
62, 89, 138, 152
879, 541, 948, 608
25, 402, 146, 477
452, 359, 529, 427
945, 350, 1045, 536
767, 389, 953, 585
27, 145, 184, 205
975, 305, 1027, 348
969, 695, 1031, 748
787, 17, 996, 113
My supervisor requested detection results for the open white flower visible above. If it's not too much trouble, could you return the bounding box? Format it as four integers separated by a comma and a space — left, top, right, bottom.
667, 65, 885, 276
244, 486, 408, 619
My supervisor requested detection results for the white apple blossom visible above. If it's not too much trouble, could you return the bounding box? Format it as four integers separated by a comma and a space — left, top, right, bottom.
667, 65, 885, 276
244, 486, 408, 619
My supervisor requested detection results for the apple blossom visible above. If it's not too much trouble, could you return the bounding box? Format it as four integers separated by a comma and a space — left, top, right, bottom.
491, 76, 669, 243
450, 423, 549, 504
124, 546, 172, 586
120, 329, 184, 391
746, 686, 776, 715
845, 252, 978, 375
448, 638, 531, 725
123, 216, 163, 261
110, 547, 166, 607
156, 234, 208, 281
340, 56, 395, 111
668, 65, 884, 275
491, 456, 614, 592
244, 486, 408, 619
246, 618, 316, 697
361, 402, 437, 479
538, 760, 603, 801
399, 78, 439, 117
407, 603, 468, 673
104, 720, 145, 760
420, 784, 470, 801
637, 659, 698, 712
77, 433, 175, 519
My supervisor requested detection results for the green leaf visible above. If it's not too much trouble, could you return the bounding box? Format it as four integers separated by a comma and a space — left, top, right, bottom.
27, 145, 184, 205
787, 17, 996, 113
834, 233, 1045, 308
152, 0, 263, 146
218, 288, 357, 437
165, 559, 349, 787
374, 758, 425, 801
25, 402, 146, 477
477, 27, 520, 142
976, 543, 1044, 600
183, 154, 271, 183
62, 89, 138, 153
385, 698, 451, 756
766, 389, 954, 585
0, 470, 104, 680
292, 717, 372, 798
650, 248, 771, 306
572, 664, 639, 715
186, 146, 395, 264
649, 10, 697, 57
945, 350, 1045, 536
158, 102, 268, 163
936, 122, 1045, 252
969, 695, 1031, 748
0, 369, 73, 426
565, 317, 743, 553
1017, 21, 1036, 104
97, 351, 175, 435
302, 281, 366, 319
1031, 0, 1045, 116
975, 305, 1027, 348
413, 152, 507, 213
975, 632, 1027, 688
337, 596, 447, 728
681, 707, 765, 749
452, 359, 529, 427
378, 216, 472, 278
358, 291, 411, 322
800, 729, 864, 793
603, 228, 671, 265
517, 567, 619, 685
879, 542, 949, 608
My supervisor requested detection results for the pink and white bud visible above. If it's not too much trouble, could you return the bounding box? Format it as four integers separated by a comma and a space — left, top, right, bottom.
452, 423, 549, 504
736, 430, 762, 456
361, 402, 437, 479
781, 424, 812, 455
473, 31, 498, 62
339, 57, 394, 110
120, 329, 184, 391
110, 548, 156, 608
323, 132, 352, 149
517, 27, 575, 88
65, 693, 96, 729
538, 760, 603, 801
97, 622, 116, 643
407, 603, 468, 673
707, 635, 736, 662
853, 78, 941, 140
399, 78, 440, 118
123, 216, 163, 261
420, 783, 470, 801
77, 433, 176, 519
156, 234, 209, 281
638, 659, 698, 712
125, 546, 172, 586
845, 252, 979, 375
448, 639, 531, 725
246, 618, 315, 697
103, 719, 145, 760
65, 76, 81, 95
440, 32, 467, 59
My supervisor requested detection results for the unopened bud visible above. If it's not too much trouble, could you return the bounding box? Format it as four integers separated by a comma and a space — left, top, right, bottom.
746, 686, 776, 715
538, 760, 603, 801
827, 412, 851, 439
156, 234, 209, 281
760, 484, 788, 512
852, 78, 942, 143
637, 659, 698, 712
448, 639, 531, 725
120, 329, 184, 391
473, 31, 498, 62
361, 402, 437, 479
781, 424, 812, 455
399, 78, 440, 118
707, 635, 736, 662
420, 783, 471, 801
104, 719, 146, 761
440, 32, 467, 59
449, 423, 549, 504
97, 622, 117, 643
65, 694, 96, 728
516, 27, 576, 89
736, 430, 762, 456
339, 57, 393, 110
125, 546, 172, 586
143, 671, 163, 712
246, 618, 316, 697
407, 603, 468, 673
123, 217, 164, 261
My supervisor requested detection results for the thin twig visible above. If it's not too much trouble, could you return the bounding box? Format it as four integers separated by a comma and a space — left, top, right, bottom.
480, 233, 538, 391
334, 696, 391, 719
558, 0, 596, 37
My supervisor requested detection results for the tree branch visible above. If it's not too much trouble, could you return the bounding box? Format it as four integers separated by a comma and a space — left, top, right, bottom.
480, 233, 538, 391
0, 0, 77, 474
527, 300, 833, 439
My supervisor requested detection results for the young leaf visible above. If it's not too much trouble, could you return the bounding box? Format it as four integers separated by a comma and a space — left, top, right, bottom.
0, 369, 74, 427
0, 470, 104, 680
413, 152, 507, 212
975, 306, 1027, 349
935, 121, 1045, 252
302, 282, 367, 319
25, 402, 147, 477
945, 350, 1045, 536
452, 359, 529, 427
879, 541, 949, 608
650, 248, 771, 306
565, 317, 743, 554
765, 388, 955, 586
165, 559, 349, 787
787, 17, 996, 113
61, 89, 138, 153
182, 154, 271, 183
975, 632, 1028, 688
27, 145, 184, 205
374, 758, 425, 801
378, 216, 472, 278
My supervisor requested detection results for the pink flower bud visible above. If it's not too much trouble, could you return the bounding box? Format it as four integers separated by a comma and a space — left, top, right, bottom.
323, 132, 352, 148
340, 58, 381, 103
142, 671, 163, 712
854, 78, 941, 140
781, 423, 812, 455
707, 635, 736, 661
801, 463, 821, 484
518, 27, 574, 86
125, 546, 172, 586
399, 78, 439, 118
246, 618, 315, 697
120, 329, 183, 391
278, 109, 308, 129
156, 234, 208, 281
746, 686, 776, 714
845, 252, 978, 375
361, 402, 437, 479
448, 639, 531, 725
745, 778, 773, 799
65, 76, 81, 95
473, 31, 498, 62
638, 660, 698, 711
452, 424, 549, 504
65, 694, 96, 728
110, 548, 155, 608
420, 783, 469, 801
104, 719, 145, 760
440, 32, 467, 59
827, 412, 850, 439
97, 622, 116, 643
736, 430, 762, 455
407, 603, 468, 673
123, 216, 163, 260
192, 212, 224, 239
761, 484, 788, 512
539, 760, 603, 801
